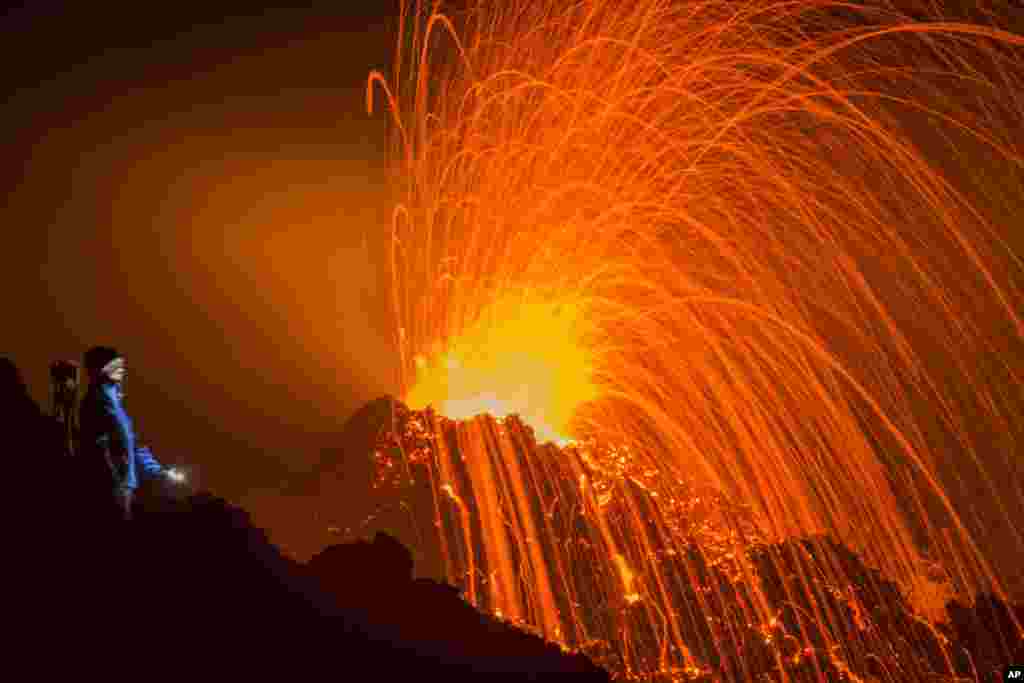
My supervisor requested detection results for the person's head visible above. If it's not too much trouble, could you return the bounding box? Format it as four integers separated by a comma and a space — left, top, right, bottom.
84, 346, 126, 385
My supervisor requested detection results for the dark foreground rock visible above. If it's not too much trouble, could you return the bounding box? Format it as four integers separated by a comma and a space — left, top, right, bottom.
12, 489, 608, 678
2, 359, 605, 678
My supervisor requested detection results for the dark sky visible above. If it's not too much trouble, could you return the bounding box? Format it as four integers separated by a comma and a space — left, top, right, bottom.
2, 1, 404, 543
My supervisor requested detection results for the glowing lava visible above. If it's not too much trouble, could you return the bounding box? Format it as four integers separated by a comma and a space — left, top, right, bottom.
405, 296, 598, 445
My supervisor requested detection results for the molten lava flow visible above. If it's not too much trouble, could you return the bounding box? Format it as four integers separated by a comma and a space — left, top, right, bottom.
405, 296, 598, 445
613, 553, 641, 606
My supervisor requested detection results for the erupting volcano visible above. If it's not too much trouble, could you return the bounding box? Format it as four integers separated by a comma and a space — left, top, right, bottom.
363, 1, 1024, 680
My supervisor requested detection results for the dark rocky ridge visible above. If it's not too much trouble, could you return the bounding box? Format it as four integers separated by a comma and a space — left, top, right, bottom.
4, 358, 608, 679
16, 482, 609, 678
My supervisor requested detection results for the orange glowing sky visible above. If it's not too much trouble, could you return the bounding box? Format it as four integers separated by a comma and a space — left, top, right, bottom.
2, 6, 402, 526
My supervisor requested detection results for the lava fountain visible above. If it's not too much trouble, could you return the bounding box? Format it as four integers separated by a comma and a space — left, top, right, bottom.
365, 1, 1024, 680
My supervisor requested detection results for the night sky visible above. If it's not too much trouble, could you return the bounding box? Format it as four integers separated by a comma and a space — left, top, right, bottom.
3, 2, 403, 548
4, 1, 1023, 596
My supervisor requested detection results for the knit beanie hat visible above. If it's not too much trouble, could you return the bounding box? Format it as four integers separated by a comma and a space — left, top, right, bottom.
84, 346, 122, 375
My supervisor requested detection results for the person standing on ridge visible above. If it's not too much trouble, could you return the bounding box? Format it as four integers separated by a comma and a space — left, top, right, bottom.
79, 346, 183, 522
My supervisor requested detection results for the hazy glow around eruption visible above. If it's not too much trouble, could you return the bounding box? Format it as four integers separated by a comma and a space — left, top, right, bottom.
405, 296, 598, 444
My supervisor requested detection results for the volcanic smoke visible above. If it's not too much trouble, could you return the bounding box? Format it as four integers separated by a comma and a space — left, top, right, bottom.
365, 1, 1024, 680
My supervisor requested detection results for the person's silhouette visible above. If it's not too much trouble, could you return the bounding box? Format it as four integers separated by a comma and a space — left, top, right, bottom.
78, 346, 179, 522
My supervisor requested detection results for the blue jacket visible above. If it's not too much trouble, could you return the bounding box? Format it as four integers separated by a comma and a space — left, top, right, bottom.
79, 382, 164, 490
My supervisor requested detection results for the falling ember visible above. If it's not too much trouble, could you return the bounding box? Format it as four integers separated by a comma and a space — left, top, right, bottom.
613, 553, 642, 606
366, 0, 1024, 680
440, 483, 460, 504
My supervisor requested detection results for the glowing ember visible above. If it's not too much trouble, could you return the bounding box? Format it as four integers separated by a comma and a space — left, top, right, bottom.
613, 553, 642, 605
